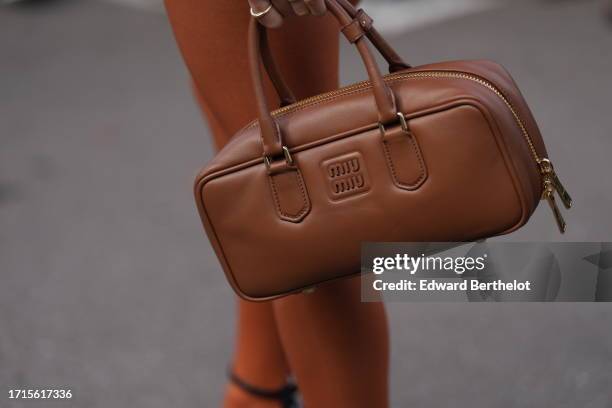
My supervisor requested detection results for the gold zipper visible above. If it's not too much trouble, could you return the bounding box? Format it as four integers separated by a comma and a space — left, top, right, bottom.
266, 70, 572, 232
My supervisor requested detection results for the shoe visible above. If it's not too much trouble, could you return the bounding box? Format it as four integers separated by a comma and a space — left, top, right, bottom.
228, 371, 300, 408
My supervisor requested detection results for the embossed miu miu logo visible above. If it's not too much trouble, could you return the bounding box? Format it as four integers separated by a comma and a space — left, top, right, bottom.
322, 152, 370, 200
329, 158, 364, 193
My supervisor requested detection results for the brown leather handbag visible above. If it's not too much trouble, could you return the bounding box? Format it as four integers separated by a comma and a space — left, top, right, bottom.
194, 0, 572, 300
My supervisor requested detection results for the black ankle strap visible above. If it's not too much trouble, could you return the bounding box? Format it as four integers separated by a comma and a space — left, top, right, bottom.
228, 371, 299, 408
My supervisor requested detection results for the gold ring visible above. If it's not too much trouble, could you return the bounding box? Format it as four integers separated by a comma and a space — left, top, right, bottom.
250, 4, 273, 18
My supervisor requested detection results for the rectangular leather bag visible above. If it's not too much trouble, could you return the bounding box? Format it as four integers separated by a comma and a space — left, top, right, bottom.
194, 0, 572, 301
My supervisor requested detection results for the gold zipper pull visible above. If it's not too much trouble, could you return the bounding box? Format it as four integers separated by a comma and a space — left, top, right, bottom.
542, 177, 566, 233
539, 158, 572, 209
550, 171, 572, 209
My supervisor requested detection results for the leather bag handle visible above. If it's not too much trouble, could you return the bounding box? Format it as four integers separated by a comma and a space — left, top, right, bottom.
250, 0, 403, 159
259, 27, 296, 107
261, 0, 410, 107
334, 0, 410, 72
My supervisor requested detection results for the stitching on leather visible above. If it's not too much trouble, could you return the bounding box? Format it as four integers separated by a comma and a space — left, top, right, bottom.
381, 142, 400, 185
410, 134, 427, 184
269, 170, 309, 220
268, 169, 309, 222
382, 133, 427, 190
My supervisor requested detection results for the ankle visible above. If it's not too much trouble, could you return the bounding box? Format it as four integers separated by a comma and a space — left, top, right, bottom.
231, 362, 288, 390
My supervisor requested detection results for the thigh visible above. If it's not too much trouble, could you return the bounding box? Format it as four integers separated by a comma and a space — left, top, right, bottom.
164, 0, 345, 148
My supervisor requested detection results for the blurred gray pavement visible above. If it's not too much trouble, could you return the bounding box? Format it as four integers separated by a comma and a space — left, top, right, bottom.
1, 0, 612, 407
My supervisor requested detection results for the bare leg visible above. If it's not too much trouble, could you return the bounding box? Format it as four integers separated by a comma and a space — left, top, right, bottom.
274, 277, 389, 408
224, 300, 290, 408
164, 1, 389, 406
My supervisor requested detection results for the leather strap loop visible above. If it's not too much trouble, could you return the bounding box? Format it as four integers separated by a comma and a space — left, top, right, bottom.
341, 21, 362, 43
354, 9, 374, 30
341, 9, 373, 43
335, 0, 409, 72
341, 20, 362, 43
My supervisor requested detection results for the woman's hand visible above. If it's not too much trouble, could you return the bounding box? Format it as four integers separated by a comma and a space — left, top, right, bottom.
248, 0, 326, 28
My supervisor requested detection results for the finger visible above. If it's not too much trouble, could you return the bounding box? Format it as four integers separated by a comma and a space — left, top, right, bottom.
271, 0, 293, 16
304, 0, 326, 15
288, 0, 309, 16
249, 0, 284, 28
